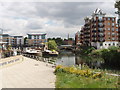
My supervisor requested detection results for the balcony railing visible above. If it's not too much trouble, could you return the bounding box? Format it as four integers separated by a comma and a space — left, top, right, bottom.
98, 24, 104, 28
98, 19, 104, 22
98, 34, 105, 37
92, 35, 97, 37
98, 39, 105, 42
98, 29, 105, 32
92, 30, 97, 32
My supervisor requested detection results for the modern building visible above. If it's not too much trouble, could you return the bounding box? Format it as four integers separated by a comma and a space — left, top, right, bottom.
75, 8, 120, 49
13, 36, 24, 47
2, 34, 24, 49
0, 29, 6, 58
27, 33, 47, 47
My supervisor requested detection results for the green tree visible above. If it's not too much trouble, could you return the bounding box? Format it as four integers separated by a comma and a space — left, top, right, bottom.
115, 0, 120, 10
48, 40, 58, 50
24, 37, 27, 45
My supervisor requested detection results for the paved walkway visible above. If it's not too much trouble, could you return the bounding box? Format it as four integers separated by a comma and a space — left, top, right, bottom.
0, 56, 55, 88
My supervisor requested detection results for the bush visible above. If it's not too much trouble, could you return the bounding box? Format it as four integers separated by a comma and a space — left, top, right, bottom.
55, 65, 103, 78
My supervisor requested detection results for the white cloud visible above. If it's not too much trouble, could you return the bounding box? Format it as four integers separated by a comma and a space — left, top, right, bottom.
0, 2, 118, 38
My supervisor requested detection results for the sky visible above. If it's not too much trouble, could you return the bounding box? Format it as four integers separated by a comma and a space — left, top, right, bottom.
0, 1, 118, 39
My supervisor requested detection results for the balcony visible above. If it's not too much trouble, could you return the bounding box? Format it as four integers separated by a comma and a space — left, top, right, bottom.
98, 19, 104, 22
98, 34, 105, 37
98, 39, 105, 42
92, 25, 96, 28
92, 40, 97, 42
92, 20, 96, 23
92, 30, 97, 32
98, 29, 105, 32
92, 35, 97, 37
98, 24, 104, 28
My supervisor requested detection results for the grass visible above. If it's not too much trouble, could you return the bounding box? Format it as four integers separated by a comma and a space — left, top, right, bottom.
55, 65, 119, 88
56, 72, 119, 88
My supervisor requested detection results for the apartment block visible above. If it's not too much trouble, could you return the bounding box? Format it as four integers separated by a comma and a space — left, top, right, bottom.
27, 33, 47, 47
75, 8, 120, 49
2, 34, 24, 48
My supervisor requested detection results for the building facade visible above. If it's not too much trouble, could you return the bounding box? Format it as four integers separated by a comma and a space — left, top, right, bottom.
2, 34, 24, 48
75, 8, 120, 49
27, 33, 47, 47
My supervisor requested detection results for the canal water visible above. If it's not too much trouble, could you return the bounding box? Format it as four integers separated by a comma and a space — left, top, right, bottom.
44, 51, 85, 66
43, 50, 103, 69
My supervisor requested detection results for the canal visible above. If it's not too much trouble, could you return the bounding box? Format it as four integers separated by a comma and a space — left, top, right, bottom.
44, 50, 91, 66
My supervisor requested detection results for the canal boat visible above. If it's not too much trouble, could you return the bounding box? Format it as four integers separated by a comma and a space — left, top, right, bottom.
42, 50, 59, 56
24, 49, 42, 56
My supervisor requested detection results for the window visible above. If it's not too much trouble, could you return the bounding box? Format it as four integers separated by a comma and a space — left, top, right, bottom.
41, 35, 45, 39
108, 18, 110, 20
112, 38, 115, 40
116, 24, 118, 27
112, 33, 115, 36
108, 28, 110, 30
116, 29, 118, 31
108, 37, 111, 40
113, 43, 115, 46
112, 18, 114, 21
108, 32, 110, 35
112, 23, 115, 26
112, 28, 114, 31
117, 33, 119, 36
100, 43, 103, 46
109, 44, 111, 46
108, 22, 110, 25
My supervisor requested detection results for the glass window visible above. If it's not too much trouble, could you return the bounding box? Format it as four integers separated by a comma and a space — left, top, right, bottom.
112, 18, 115, 22
108, 22, 110, 25
112, 23, 115, 26
112, 33, 115, 36
108, 18, 110, 20
108, 32, 110, 35
112, 38, 115, 40
41, 35, 45, 39
112, 28, 114, 31
116, 24, 118, 27
108, 28, 110, 30
116, 28, 118, 31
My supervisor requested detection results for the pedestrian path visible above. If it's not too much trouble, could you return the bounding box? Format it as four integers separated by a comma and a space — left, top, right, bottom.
0, 56, 55, 88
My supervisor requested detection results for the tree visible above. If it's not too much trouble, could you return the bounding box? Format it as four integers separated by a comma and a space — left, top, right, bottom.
24, 37, 27, 45
115, 0, 120, 10
48, 40, 58, 50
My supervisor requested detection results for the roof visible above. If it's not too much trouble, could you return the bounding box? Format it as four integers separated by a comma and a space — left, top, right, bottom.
2, 34, 10, 37
92, 8, 106, 16
13, 36, 23, 38
27, 33, 46, 36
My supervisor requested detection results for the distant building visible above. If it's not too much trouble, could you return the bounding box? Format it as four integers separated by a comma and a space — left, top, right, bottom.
2, 34, 24, 49
64, 39, 74, 45
27, 33, 47, 47
75, 8, 120, 49
13, 36, 24, 47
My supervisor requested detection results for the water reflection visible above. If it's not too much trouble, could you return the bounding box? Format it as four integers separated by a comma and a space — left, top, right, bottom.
43, 51, 103, 68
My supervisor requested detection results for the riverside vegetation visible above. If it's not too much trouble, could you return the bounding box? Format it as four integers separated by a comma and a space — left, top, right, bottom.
54, 65, 119, 88
54, 46, 120, 88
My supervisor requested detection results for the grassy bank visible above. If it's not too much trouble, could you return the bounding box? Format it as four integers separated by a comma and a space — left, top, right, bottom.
55, 65, 119, 88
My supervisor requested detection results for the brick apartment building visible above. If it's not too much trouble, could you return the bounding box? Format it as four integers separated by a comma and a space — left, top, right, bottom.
75, 8, 120, 49
26, 33, 47, 47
